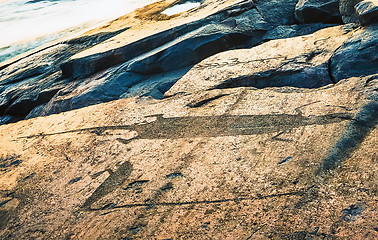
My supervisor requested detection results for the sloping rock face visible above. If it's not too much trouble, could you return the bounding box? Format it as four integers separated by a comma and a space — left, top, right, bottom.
330, 23, 378, 81
340, 0, 363, 23
0, 75, 377, 239
0, 29, 129, 123
295, 0, 342, 23
0, 1, 377, 238
0, 0, 337, 124
165, 25, 354, 95
355, 0, 378, 25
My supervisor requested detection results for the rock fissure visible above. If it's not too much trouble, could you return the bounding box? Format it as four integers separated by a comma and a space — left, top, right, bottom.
88, 186, 313, 211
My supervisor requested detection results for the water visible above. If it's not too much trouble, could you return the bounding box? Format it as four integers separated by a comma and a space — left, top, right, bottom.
162, 2, 200, 16
0, 0, 158, 63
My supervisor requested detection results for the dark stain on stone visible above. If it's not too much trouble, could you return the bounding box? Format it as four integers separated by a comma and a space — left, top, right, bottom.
144, 198, 155, 210
3, 160, 22, 168
311, 227, 320, 234
116, 138, 135, 145
205, 209, 215, 215
272, 131, 293, 142
129, 226, 141, 235
91, 169, 109, 179
187, 94, 229, 108
201, 221, 210, 229
124, 180, 150, 190
0, 199, 12, 208
90, 129, 104, 136
160, 182, 174, 192
211, 65, 331, 90
4, 191, 15, 198
100, 203, 116, 210
278, 156, 292, 165
23, 173, 36, 181
64, 233, 75, 240
0, 210, 11, 230
129, 222, 147, 235
25, 229, 46, 234
0, 155, 22, 171
294, 186, 319, 209
68, 177, 82, 185
166, 172, 184, 179
83, 161, 133, 210
319, 101, 378, 173
342, 204, 364, 222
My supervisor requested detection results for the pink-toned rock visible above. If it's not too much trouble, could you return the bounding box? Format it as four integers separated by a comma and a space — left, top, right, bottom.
0, 74, 376, 239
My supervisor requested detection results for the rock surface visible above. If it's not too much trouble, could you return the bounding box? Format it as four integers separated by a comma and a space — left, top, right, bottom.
330, 23, 378, 81
355, 0, 378, 25
0, 0, 377, 238
0, 0, 337, 124
0, 74, 377, 239
295, 0, 342, 23
339, 0, 363, 23
165, 25, 354, 96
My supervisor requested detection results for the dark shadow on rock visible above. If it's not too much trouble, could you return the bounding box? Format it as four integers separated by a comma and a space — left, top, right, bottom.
330, 24, 378, 82
295, 0, 343, 24
0, 28, 131, 123
318, 101, 378, 173
22, 111, 354, 140
82, 161, 133, 210
211, 61, 333, 90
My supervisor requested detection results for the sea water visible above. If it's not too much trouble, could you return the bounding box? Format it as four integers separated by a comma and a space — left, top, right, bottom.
162, 2, 200, 16
0, 0, 158, 63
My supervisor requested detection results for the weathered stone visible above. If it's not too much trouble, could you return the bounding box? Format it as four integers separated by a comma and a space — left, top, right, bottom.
330, 23, 378, 81
25, 104, 47, 119
165, 25, 355, 96
120, 67, 193, 100
126, 24, 251, 75
0, 1, 377, 238
0, 0, 342, 124
254, 0, 298, 25
339, 0, 363, 23
261, 23, 337, 41
60, 1, 260, 80
0, 74, 376, 238
0, 29, 130, 122
15, 1, 277, 118
37, 65, 193, 116
295, 0, 342, 23
355, 0, 378, 25
0, 115, 20, 125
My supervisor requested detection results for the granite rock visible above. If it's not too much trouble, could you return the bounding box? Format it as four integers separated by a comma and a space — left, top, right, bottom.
0, 0, 377, 238
355, 0, 378, 25
295, 0, 342, 23
0, 75, 376, 239
339, 0, 363, 23
165, 25, 355, 96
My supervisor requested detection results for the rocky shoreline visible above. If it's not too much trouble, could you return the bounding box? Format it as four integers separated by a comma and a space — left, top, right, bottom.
0, 0, 377, 239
